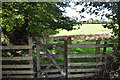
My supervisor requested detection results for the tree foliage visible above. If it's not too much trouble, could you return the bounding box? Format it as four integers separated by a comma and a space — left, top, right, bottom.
2, 2, 78, 45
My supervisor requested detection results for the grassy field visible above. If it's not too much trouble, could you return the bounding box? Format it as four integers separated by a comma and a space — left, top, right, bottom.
47, 38, 115, 55
54, 24, 112, 36
42, 39, 115, 69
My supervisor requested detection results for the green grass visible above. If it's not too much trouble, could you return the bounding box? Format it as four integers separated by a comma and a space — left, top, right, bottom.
54, 24, 112, 36
41, 39, 115, 69
72, 39, 113, 54
38, 39, 118, 76
44, 38, 115, 56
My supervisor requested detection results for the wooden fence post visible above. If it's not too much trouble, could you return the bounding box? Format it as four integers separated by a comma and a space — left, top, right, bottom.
0, 27, 2, 79
102, 41, 107, 76
103, 41, 107, 62
96, 40, 100, 68
36, 37, 41, 78
28, 37, 34, 77
64, 40, 68, 79
67, 37, 72, 78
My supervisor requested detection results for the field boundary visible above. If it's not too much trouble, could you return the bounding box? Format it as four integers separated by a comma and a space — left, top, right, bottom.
47, 33, 114, 40
1, 37, 115, 79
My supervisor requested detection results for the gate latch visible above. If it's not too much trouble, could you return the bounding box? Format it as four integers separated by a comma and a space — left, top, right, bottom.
61, 71, 66, 76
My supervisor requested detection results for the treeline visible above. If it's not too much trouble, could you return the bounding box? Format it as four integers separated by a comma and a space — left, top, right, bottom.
82, 19, 110, 24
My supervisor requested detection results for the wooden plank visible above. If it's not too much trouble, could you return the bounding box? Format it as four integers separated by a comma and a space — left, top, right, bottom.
68, 62, 105, 66
68, 73, 96, 78
2, 56, 32, 61
3, 71, 34, 74
102, 41, 107, 62
28, 37, 34, 77
41, 63, 64, 66
43, 44, 65, 48
96, 40, 100, 68
2, 65, 33, 68
47, 74, 62, 78
68, 54, 107, 58
0, 29, 1, 80
68, 44, 114, 48
36, 37, 41, 78
41, 69, 64, 73
41, 68, 101, 73
67, 37, 72, 77
103, 41, 107, 54
41, 54, 64, 58
64, 40, 68, 79
96, 40, 100, 55
0, 45, 32, 50
3, 75, 34, 78
68, 68, 102, 72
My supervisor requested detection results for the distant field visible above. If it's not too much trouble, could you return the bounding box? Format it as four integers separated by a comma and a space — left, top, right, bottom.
53, 24, 112, 36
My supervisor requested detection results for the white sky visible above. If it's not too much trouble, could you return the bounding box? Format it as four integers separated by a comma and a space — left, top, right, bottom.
61, 3, 111, 21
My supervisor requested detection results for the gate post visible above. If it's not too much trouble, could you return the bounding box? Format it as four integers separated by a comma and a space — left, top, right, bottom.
102, 41, 107, 77
36, 37, 41, 78
64, 39, 68, 79
28, 37, 34, 77
0, 26, 2, 79
67, 37, 72, 78
103, 41, 107, 62
96, 40, 100, 68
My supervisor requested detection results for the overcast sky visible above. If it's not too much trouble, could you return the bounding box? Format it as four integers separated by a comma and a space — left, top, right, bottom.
61, 2, 111, 21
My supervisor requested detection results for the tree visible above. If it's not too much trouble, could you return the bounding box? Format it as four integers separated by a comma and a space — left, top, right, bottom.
2, 2, 78, 45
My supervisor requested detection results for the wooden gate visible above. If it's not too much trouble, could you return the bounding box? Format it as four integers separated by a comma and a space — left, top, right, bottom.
35, 37, 114, 79
67, 39, 114, 78
36, 37, 67, 79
